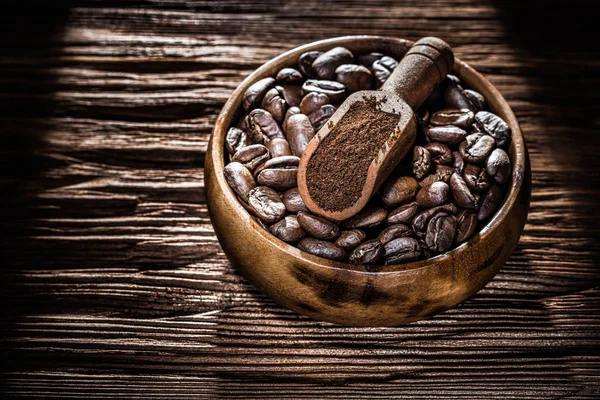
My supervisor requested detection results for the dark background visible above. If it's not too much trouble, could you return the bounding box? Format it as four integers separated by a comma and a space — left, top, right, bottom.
1, 1, 599, 398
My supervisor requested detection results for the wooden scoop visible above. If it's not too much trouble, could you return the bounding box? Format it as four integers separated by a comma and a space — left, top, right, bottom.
297, 37, 454, 221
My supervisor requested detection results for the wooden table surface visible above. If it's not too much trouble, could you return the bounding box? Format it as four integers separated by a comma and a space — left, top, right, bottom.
1, 1, 599, 398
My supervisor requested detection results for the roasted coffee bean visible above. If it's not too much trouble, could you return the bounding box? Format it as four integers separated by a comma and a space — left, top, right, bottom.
335, 64, 372, 93
243, 77, 275, 111
256, 156, 299, 191
342, 206, 387, 228
412, 146, 431, 180
478, 184, 504, 221
268, 137, 292, 158
453, 151, 465, 174
463, 163, 492, 192
298, 51, 322, 78
299, 92, 330, 116
412, 203, 458, 238
379, 56, 398, 71
284, 113, 315, 157
308, 104, 336, 131
449, 173, 478, 209
247, 186, 286, 223
297, 211, 340, 240
380, 176, 420, 208
475, 111, 511, 147
270, 215, 306, 243
486, 148, 511, 184
419, 165, 454, 187
277, 85, 302, 107
459, 133, 495, 164
377, 224, 412, 244
282, 187, 308, 213
464, 89, 486, 111
456, 210, 477, 243
372, 59, 392, 86
298, 238, 346, 261
418, 107, 431, 127
231, 144, 270, 171
384, 237, 422, 264
425, 212, 457, 252
424, 142, 453, 165
349, 239, 384, 264
224, 162, 256, 202
312, 47, 354, 80
335, 229, 366, 251
225, 127, 251, 155
416, 181, 449, 208
388, 202, 419, 224
425, 125, 468, 145
283, 106, 300, 130
261, 88, 287, 123
276, 67, 303, 84
357, 52, 383, 67
443, 81, 475, 111
246, 109, 284, 144
430, 108, 475, 129
302, 79, 346, 103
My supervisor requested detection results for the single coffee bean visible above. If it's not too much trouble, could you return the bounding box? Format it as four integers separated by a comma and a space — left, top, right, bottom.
412, 203, 458, 238
297, 211, 340, 240
475, 111, 511, 147
298, 238, 347, 261
312, 47, 354, 80
342, 205, 387, 228
224, 162, 256, 202
463, 163, 492, 192
388, 202, 419, 224
299, 92, 330, 116
335, 64, 372, 93
456, 210, 477, 243
270, 215, 306, 243
349, 239, 384, 264
283, 106, 300, 131
459, 133, 495, 164
463, 89, 486, 111
384, 237, 422, 264
477, 184, 504, 221
377, 224, 412, 244
443, 81, 475, 111
276, 85, 302, 107
425, 212, 457, 252
416, 181, 449, 208
225, 127, 251, 155
256, 156, 299, 191
430, 108, 475, 129
486, 148, 511, 184
247, 186, 286, 223
302, 79, 346, 103
424, 142, 453, 165
372, 58, 392, 86
335, 229, 366, 250
425, 125, 468, 145
308, 104, 336, 131
284, 113, 315, 157
276, 67, 303, 84
380, 176, 420, 208
261, 88, 287, 123
379, 56, 398, 71
412, 146, 432, 180
243, 77, 275, 111
453, 151, 465, 174
268, 137, 292, 158
246, 109, 284, 144
298, 51, 322, 78
449, 173, 478, 209
282, 187, 308, 213
357, 52, 383, 68
419, 165, 454, 187
231, 144, 270, 171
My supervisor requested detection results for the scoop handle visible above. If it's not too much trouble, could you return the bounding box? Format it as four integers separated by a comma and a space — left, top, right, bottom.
381, 37, 454, 111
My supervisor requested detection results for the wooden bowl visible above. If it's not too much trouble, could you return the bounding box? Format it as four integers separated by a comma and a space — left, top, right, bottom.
205, 36, 531, 326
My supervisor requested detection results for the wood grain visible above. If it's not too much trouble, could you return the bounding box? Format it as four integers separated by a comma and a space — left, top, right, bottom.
1, 0, 599, 398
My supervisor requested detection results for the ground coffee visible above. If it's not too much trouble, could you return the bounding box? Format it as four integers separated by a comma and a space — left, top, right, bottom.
304, 96, 400, 211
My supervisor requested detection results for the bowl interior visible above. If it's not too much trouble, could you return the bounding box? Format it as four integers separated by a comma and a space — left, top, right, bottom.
210, 36, 526, 274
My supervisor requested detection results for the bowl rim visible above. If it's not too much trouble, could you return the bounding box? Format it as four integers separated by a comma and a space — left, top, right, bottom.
209, 35, 526, 275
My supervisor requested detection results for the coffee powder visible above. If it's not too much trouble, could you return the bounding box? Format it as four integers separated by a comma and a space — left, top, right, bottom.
305, 96, 400, 211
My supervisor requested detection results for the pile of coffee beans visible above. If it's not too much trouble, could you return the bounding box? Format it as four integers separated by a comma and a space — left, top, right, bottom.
223, 46, 512, 265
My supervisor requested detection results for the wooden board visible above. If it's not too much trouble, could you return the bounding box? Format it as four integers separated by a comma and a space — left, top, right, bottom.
1, 1, 599, 398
